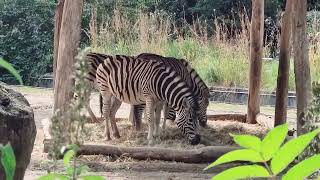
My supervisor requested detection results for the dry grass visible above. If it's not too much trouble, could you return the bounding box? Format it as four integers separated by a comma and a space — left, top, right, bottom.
83, 117, 268, 150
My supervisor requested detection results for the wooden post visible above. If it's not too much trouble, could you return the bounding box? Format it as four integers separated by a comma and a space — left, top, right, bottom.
274, 0, 294, 126
53, 0, 64, 87
247, 0, 264, 124
53, 0, 83, 141
292, 0, 312, 135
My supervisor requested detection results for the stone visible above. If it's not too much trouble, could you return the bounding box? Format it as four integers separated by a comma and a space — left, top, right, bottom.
0, 83, 36, 180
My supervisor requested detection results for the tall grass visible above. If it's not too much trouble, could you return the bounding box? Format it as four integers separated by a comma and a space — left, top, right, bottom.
88, 8, 320, 92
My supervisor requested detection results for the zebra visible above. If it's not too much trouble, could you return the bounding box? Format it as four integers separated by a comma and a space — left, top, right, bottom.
130, 53, 210, 130
81, 52, 208, 141
95, 55, 201, 145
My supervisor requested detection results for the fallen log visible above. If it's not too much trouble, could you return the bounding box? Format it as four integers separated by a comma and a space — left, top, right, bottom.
43, 140, 238, 163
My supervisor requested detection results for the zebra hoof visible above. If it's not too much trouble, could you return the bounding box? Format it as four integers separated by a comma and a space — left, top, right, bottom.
190, 134, 201, 145
113, 133, 120, 139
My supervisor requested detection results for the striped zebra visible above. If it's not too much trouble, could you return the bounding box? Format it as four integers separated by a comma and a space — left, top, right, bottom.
131, 53, 210, 129
95, 55, 201, 145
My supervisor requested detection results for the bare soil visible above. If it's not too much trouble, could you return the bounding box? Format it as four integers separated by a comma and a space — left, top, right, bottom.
6, 86, 295, 179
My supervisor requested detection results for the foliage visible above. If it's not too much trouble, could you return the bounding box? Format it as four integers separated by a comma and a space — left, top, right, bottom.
0, 0, 55, 84
204, 123, 320, 180
0, 143, 16, 180
38, 145, 105, 180
299, 81, 320, 177
0, 58, 23, 85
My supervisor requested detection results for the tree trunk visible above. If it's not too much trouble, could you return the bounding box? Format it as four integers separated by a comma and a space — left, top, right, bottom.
53, 0, 64, 88
274, 0, 294, 126
247, 0, 264, 124
53, 0, 83, 142
292, 0, 312, 135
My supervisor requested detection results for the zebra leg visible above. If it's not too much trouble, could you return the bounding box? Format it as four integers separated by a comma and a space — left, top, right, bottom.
153, 102, 162, 138
110, 96, 121, 138
145, 97, 155, 145
162, 103, 169, 130
129, 105, 144, 131
102, 92, 112, 141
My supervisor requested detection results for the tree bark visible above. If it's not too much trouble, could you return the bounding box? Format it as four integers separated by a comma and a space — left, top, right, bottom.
292, 0, 312, 135
43, 143, 238, 163
53, 0, 64, 88
274, 0, 294, 126
53, 0, 83, 141
247, 0, 264, 124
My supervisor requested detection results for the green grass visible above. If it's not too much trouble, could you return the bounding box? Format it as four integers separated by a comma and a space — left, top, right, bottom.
91, 12, 320, 92
94, 38, 317, 92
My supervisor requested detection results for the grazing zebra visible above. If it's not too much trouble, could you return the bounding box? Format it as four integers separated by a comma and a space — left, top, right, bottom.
131, 53, 210, 129
95, 55, 201, 145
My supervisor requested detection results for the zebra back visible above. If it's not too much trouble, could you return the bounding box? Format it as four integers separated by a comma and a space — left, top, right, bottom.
136, 53, 209, 99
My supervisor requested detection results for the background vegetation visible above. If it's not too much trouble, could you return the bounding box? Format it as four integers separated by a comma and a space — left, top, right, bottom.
0, 0, 319, 91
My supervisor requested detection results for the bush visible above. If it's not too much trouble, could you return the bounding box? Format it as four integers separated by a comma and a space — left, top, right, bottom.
0, 0, 55, 84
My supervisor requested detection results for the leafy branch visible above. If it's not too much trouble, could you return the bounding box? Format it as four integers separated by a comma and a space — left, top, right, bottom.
204, 123, 320, 180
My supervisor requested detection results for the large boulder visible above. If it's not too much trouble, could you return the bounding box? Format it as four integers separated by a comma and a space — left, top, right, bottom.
0, 83, 36, 180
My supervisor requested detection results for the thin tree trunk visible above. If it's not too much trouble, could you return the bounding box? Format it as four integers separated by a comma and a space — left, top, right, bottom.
292, 0, 312, 135
247, 0, 264, 124
53, 0, 83, 141
274, 0, 294, 126
53, 0, 64, 88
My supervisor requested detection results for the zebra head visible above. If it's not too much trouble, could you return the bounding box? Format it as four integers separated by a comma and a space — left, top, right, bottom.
197, 96, 209, 127
176, 97, 200, 145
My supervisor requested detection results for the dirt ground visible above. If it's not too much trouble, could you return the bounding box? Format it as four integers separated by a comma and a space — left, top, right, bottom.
7, 85, 296, 179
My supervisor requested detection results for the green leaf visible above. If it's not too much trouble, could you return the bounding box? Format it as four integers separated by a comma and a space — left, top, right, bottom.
66, 166, 74, 177
261, 123, 288, 161
230, 134, 262, 152
212, 165, 270, 180
204, 149, 264, 170
37, 173, 69, 180
282, 154, 320, 180
80, 175, 105, 180
0, 58, 23, 85
271, 128, 320, 175
63, 149, 75, 167
0, 143, 16, 180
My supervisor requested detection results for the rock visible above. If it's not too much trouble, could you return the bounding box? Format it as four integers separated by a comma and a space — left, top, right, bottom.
0, 83, 36, 180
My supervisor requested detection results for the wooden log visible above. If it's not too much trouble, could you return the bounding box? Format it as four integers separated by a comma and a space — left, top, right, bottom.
43, 141, 238, 163
275, 0, 294, 126
292, 0, 312, 135
247, 0, 264, 124
207, 114, 246, 123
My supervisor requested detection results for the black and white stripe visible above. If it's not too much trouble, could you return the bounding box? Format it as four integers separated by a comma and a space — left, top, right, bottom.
96, 55, 201, 145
